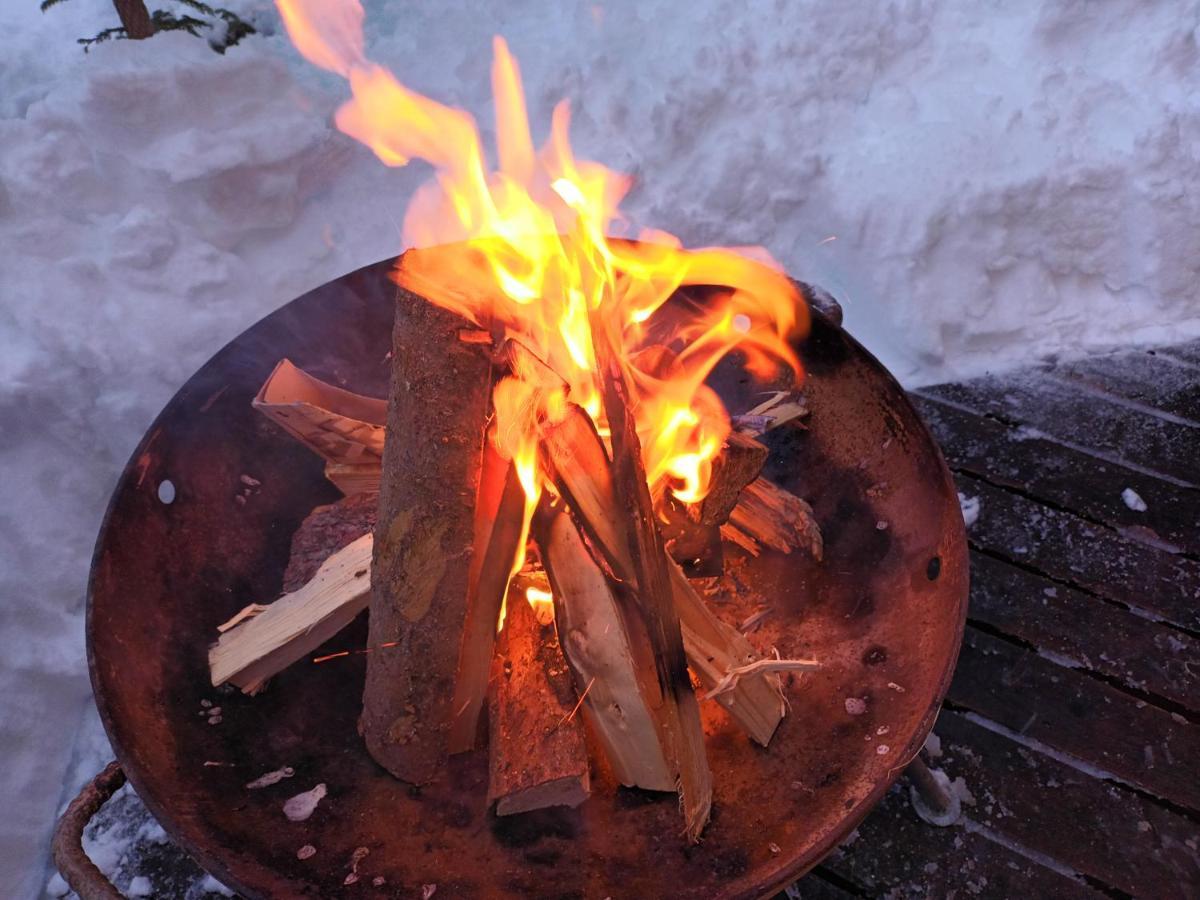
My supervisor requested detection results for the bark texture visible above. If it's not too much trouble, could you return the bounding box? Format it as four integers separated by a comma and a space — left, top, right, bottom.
361, 286, 493, 784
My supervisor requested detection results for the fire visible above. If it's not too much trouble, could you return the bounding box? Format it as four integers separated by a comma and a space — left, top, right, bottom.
276, 0, 806, 510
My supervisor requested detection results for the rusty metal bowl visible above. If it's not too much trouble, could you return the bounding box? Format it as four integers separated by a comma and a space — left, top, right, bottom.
77, 258, 966, 898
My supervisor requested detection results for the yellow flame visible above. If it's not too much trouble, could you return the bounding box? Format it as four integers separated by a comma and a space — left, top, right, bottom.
525, 586, 556, 625
276, 0, 807, 509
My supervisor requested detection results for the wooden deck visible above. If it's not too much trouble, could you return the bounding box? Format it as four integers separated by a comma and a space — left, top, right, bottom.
795, 339, 1200, 899
56, 342, 1200, 898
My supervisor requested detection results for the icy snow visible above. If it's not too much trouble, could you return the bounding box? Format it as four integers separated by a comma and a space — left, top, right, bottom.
4, 0, 1200, 894
1122, 487, 1149, 511
958, 492, 982, 528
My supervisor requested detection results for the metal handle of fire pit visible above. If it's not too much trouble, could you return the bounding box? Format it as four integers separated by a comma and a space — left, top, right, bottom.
52, 761, 127, 900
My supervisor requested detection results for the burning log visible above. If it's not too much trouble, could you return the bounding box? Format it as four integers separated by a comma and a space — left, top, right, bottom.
209, 533, 372, 694
487, 589, 590, 816
538, 399, 790, 747
447, 447, 528, 753
255, 361, 817, 560
591, 318, 713, 841
536, 504, 674, 792
360, 287, 495, 784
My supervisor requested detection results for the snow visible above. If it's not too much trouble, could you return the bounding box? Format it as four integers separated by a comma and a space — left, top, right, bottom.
958, 492, 982, 528
3, 0, 1199, 894
1121, 487, 1148, 511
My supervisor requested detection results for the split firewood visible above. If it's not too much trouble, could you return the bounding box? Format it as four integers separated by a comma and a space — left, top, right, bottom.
535, 503, 674, 792
447, 446, 528, 753
692, 431, 769, 526
360, 284, 495, 785
487, 590, 590, 816
668, 565, 786, 746
537, 403, 628, 580
590, 316, 712, 842
727, 477, 824, 560
659, 495, 723, 576
538, 399, 791, 747
209, 533, 372, 694
253, 359, 386, 466
730, 390, 809, 436
323, 462, 384, 497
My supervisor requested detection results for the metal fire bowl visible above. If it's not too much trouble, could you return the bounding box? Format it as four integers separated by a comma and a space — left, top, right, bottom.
88, 258, 967, 899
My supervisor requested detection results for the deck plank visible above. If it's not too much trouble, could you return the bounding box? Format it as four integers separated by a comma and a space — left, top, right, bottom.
818, 783, 1106, 899
933, 710, 1200, 899
957, 474, 1200, 632
1157, 339, 1200, 368
948, 629, 1200, 812
921, 375, 1200, 485
967, 550, 1200, 712
1043, 350, 1200, 423
913, 393, 1200, 556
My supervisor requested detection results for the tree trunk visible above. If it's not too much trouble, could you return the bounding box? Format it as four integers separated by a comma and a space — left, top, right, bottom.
113, 0, 154, 39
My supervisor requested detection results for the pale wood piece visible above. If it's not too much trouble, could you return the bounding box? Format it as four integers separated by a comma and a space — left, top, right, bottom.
728, 477, 824, 560
590, 315, 712, 842
252, 359, 386, 466
731, 390, 809, 435
360, 286, 494, 785
487, 593, 590, 816
209, 534, 373, 694
447, 450, 528, 753
668, 565, 786, 746
324, 462, 381, 496
536, 505, 674, 792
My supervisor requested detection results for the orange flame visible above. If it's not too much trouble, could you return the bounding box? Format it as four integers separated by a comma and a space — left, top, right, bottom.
277, 0, 806, 510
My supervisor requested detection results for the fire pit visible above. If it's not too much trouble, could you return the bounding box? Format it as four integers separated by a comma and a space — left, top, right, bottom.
63, 257, 967, 898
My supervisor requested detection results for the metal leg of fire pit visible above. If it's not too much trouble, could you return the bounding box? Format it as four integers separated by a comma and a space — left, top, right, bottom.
51, 761, 127, 900
905, 754, 960, 827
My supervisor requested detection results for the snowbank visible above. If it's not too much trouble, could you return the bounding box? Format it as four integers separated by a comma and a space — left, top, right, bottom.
2, 0, 1197, 894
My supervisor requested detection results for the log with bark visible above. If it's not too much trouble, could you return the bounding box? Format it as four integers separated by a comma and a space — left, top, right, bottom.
487, 586, 590, 815
359, 285, 495, 784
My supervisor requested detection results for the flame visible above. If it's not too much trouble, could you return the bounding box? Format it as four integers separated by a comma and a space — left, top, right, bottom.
525, 586, 556, 626
277, 0, 806, 513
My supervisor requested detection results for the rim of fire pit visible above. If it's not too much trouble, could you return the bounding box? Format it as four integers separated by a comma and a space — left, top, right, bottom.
88, 255, 968, 899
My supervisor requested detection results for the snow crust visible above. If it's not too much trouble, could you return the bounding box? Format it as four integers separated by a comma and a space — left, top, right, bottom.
3, 0, 1199, 893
